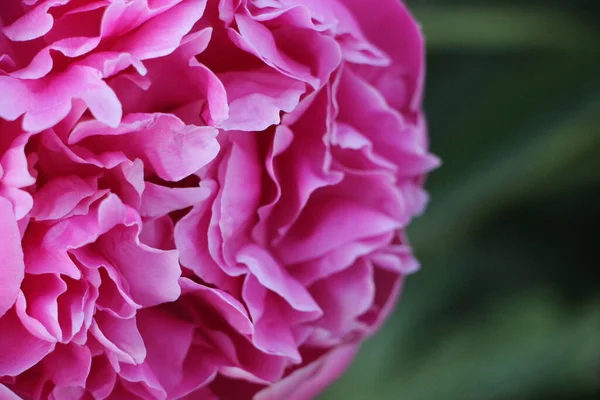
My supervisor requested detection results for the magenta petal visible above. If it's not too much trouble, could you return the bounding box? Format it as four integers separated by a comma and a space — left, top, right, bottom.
97, 226, 182, 307
0, 308, 55, 376
20, 273, 67, 340
231, 11, 341, 89
2, 0, 69, 41
242, 274, 301, 361
174, 180, 237, 288
180, 278, 254, 336
114, 0, 209, 61
136, 308, 196, 396
140, 183, 211, 219
86, 354, 118, 399
31, 176, 98, 221
238, 244, 321, 317
136, 307, 225, 398
0, 66, 122, 132
218, 68, 305, 131
309, 259, 375, 337
254, 343, 358, 400
275, 197, 402, 264
91, 311, 146, 365
0, 197, 24, 318
42, 343, 92, 388
0, 0, 435, 396
118, 362, 169, 400
70, 113, 220, 182
342, 0, 425, 113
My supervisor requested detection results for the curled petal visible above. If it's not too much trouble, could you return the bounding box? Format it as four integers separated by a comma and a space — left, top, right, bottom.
0, 66, 122, 132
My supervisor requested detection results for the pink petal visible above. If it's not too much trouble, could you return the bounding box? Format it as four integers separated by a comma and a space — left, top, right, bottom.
70, 113, 220, 182
0, 308, 55, 376
0, 66, 122, 132
86, 354, 117, 399
174, 180, 237, 289
242, 274, 301, 362
254, 343, 358, 400
42, 343, 92, 387
31, 176, 98, 221
180, 278, 254, 336
20, 273, 67, 340
2, 0, 69, 41
0, 197, 24, 317
288, 202, 399, 264
309, 259, 375, 337
140, 183, 210, 219
114, 0, 208, 61
230, 10, 341, 89
136, 306, 221, 398
238, 244, 321, 316
96, 225, 182, 307
90, 312, 146, 365
218, 68, 305, 131
342, 0, 425, 113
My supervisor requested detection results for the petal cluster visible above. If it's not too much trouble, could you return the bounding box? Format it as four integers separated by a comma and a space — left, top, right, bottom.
0, 0, 438, 399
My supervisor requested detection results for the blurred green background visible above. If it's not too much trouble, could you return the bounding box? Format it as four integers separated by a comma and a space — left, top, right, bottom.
323, 0, 600, 399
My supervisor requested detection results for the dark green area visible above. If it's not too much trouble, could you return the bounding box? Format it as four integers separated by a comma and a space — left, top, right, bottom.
323, 1, 600, 399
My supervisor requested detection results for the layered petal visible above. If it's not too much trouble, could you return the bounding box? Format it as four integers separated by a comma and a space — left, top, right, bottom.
0, 0, 435, 398
0, 198, 24, 317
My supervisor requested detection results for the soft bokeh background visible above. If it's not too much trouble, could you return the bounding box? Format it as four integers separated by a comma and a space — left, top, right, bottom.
323, 0, 600, 399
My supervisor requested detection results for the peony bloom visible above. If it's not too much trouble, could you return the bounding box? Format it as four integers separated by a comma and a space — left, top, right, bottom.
0, 0, 438, 398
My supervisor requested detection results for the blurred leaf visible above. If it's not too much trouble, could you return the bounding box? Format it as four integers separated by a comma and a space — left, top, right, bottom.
380, 295, 600, 400
411, 5, 598, 51
323, 294, 600, 400
412, 97, 600, 254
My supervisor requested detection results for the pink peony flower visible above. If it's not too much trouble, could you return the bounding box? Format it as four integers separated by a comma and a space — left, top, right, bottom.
0, 0, 439, 398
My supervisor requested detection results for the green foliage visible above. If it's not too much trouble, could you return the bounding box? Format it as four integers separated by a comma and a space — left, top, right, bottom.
322, 1, 600, 399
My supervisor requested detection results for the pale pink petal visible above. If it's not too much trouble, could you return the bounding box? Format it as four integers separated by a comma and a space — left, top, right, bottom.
0, 384, 21, 399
